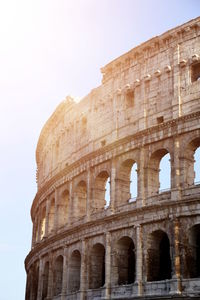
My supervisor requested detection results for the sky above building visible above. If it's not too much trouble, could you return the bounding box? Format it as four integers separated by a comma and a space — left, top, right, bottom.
0, 1, 199, 299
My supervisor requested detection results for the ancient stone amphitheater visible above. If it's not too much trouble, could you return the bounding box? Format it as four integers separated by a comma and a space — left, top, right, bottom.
25, 17, 200, 300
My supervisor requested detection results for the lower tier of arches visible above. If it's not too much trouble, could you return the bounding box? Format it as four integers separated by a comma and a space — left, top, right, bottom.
25, 212, 200, 300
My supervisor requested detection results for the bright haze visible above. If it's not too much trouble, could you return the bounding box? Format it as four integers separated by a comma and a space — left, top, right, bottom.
0, 1, 199, 299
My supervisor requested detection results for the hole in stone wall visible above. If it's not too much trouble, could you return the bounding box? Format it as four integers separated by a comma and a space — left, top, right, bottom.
125, 90, 134, 108
147, 230, 171, 281
42, 262, 49, 300
191, 63, 200, 82
117, 236, 135, 285
89, 243, 105, 289
187, 224, 200, 278
159, 153, 171, 192
69, 250, 81, 293
129, 163, 138, 201
194, 147, 200, 184
105, 177, 110, 208
53, 255, 63, 296
157, 116, 164, 124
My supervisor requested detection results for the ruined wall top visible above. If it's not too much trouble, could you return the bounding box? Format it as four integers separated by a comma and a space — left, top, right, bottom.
35, 16, 200, 189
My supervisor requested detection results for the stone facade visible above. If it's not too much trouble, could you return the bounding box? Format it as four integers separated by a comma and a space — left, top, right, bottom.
25, 17, 200, 300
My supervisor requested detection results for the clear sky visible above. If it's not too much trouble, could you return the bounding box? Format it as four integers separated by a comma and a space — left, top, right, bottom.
0, 1, 199, 299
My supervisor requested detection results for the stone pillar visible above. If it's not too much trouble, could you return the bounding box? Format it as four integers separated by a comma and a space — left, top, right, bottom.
44, 198, 50, 237
105, 232, 111, 299
138, 147, 146, 207
136, 225, 143, 296
110, 159, 116, 213
31, 217, 37, 248
46, 256, 54, 299
173, 219, 182, 294
68, 180, 73, 224
86, 169, 91, 221
172, 44, 182, 119
171, 137, 182, 200
37, 258, 44, 300
54, 188, 59, 231
61, 247, 68, 300
80, 239, 87, 300
37, 209, 42, 242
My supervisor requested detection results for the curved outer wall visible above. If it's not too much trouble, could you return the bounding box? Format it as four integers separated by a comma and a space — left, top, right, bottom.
25, 17, 200, 300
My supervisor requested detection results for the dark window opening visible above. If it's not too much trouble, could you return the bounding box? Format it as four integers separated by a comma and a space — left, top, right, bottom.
125, 90, 134, 108
147, 231, 171, 281
191, 63, 200, 82
157, 116, 164, 124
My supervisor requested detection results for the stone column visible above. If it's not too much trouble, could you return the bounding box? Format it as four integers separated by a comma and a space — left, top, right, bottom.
86, 169, 91, 221
54, 188, 59, 231
110, 159, 116, 213
44, 197, 50, 237
68, 180, 73, 224
171, 137, 182, 201
136, 225, 143, 296
31, 216, 37, 248
173, 219, 182, 294
46, 255, 54, 299
61, 247, 68, 300
138, 147, 146, 207
37, 258, 44, 300
105, 232, 111, 299
80, 239, 87, 300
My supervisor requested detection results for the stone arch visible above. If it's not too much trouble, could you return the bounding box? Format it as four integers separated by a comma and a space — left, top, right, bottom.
68, 250, 81, 293
92, 170, 110, 211
182, 137, 200, 186
186, 224, 200, 278
48, 198, 55, 233
40, 206, 46, 240
53, 255, 63, 296
147, 230, 172, 281
147, 148, 171, 196
113, 236, 136, 285
73, 180, 87, 219
89, 243, 105, 289
116, 158, 138, 206
30, 263, 39, 300
42, 261, 49, 300
57, 189, 69, 227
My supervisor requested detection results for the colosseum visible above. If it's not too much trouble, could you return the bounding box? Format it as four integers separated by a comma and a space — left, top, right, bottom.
25, 17, 200, 300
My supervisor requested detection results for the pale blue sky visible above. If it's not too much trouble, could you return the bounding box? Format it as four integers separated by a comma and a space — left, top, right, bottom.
0, 1, 199, 299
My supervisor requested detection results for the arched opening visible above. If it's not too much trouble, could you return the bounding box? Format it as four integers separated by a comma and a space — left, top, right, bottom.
74, 181, 87, 218
147, 230, 171, 281
93, 171, 110, 211
130, 163, 138, 201
42, 262, 49, 300
194, 147, 200, 184
68, 250, 81, 293
89, 243, 105, 289
40, 207, 46, 240
53, 255, 63, 296
31, 264, 39, 300
184, 138, 200, 186
159, 153, 171, 192
187, 224, 200, 278
116, 159, 138, 206
115, 236, 135, 285
148, 149, 171, 196
57, 189, 69, 227
48, 198, 55, 233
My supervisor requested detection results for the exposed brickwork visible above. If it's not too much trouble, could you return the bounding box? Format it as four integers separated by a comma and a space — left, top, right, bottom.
25, 17, 200, 300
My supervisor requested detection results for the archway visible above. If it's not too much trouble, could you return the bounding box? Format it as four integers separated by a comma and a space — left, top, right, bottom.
53, 255, 63, 296
68, 250, 81, 293
89, 243, 105, 288
147, 230, 171, 281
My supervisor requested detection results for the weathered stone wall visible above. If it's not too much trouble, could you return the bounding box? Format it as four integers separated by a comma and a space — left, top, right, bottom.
25, 17, 200, 300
